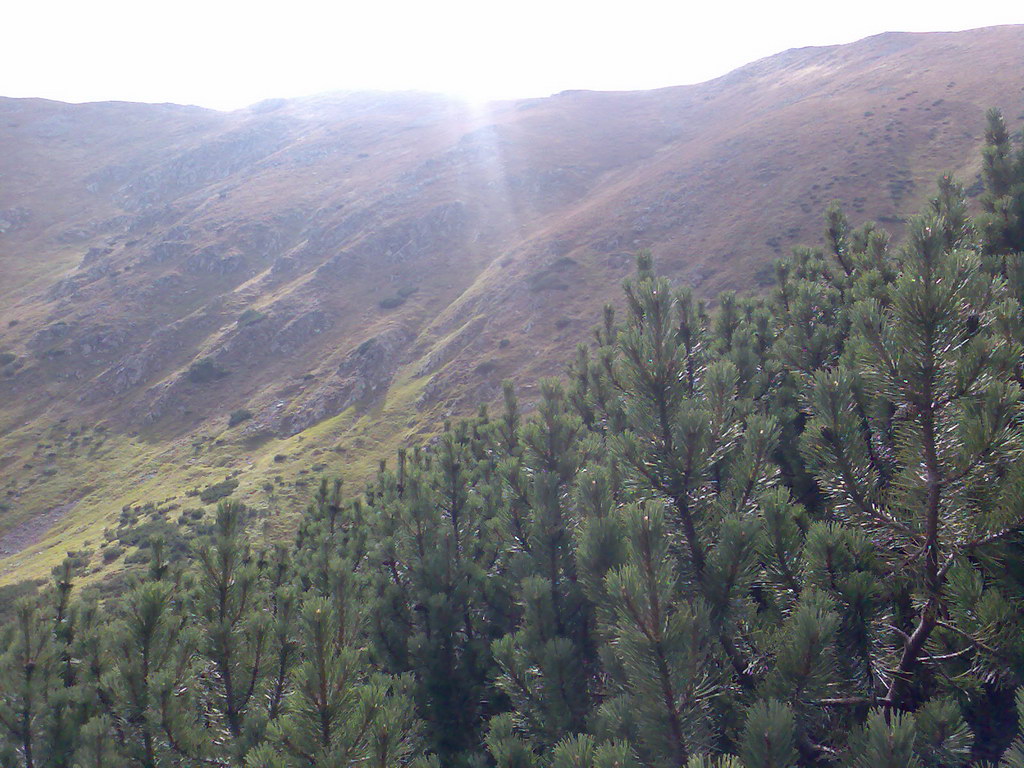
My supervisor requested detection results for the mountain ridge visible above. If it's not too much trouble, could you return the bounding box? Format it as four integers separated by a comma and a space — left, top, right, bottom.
0, 24, 1022, 584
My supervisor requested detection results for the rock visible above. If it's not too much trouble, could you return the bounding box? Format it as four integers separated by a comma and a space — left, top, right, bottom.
28, 322, 72, 354
117, 120, 293, 210
149, 240, 189, 262
271, 309, 334, 354
247, 327, 411, 437
415, 315, 488, 377
0, 207, 31, 234
184, 247, 245, 274
82, 246, 114, 266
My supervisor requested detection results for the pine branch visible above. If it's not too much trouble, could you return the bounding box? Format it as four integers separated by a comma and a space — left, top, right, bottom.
817, 696, 894, 708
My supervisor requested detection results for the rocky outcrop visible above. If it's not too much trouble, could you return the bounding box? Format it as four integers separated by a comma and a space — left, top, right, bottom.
270, 309, 334, 355
415, 315, 488, 377
184, 246, 246, 275
245, 327, 411, 437
82, 310, 221, 403
270, 199, 471, 288
149, 240, 190, 263
116, 120, 293, 210
28, 322, 73, 355
0, 207, 31, 234
348, 201, 469, 266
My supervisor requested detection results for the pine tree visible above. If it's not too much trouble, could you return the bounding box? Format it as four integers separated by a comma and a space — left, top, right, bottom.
979, 108, 1024, 255
0, 600, 53, 768
800, 179, 1024, 716
72, 597, 125, 768
586, 502, 719, 767
190, 501, 275, 763
548, 733, 640, 768
999, 691, 1024, 768
845, 710, 924, 768
370, 425, 509, 765
490, 379, 597, 750
40, 559, 90, 768
598, 261, 782, 695
248, 595, 424, 768
101, 578, 201, 767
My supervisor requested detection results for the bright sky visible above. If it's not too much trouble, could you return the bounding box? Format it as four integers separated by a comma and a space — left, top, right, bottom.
2, 0, 1020, 111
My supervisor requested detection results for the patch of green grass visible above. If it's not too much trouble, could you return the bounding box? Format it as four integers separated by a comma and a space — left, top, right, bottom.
0, 342, 446, 587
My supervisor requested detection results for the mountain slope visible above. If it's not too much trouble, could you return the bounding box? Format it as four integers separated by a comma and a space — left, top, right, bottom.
1, 25, 1022, 583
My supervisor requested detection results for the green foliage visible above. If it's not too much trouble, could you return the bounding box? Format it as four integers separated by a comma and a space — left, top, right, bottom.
549, 734, 641, 768
740, 700, 799, 768
848, 711, 921, 768
913, 698, 972, 768
0, 600, 53, 768
590, 502, 717, 766
251, 597, 421, 768
1000, 692, 1024, 768
187, 357, 229, 383
199, 477, 239, 503
229, 408, 254, 427
189, 502, 273, 760
978, 108, 1024, 255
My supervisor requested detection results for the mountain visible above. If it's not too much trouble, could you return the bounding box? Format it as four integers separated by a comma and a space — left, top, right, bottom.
1, 25, 1022, 585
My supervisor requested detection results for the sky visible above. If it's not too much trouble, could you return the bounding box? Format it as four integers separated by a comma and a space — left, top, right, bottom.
2, 0, 1021, 111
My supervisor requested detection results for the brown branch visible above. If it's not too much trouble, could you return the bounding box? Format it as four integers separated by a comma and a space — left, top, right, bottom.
818, 696, 895, 708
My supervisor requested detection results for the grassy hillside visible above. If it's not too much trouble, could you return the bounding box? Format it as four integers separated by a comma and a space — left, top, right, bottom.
1, 25, 1023, 585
